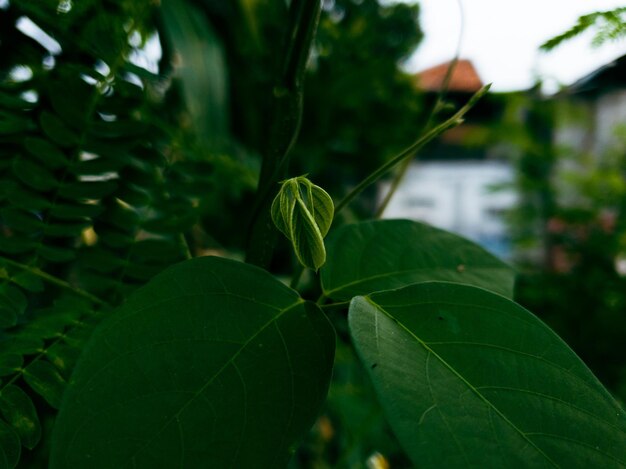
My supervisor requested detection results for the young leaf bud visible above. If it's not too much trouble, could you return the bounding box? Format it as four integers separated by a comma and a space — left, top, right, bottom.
271, 176, 334, 271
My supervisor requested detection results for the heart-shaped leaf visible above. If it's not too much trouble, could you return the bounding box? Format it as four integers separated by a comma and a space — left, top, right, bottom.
349, 282, 626, 467
50, 256, 335, 468
271, 176, 334, 270
322, 219, 515, 300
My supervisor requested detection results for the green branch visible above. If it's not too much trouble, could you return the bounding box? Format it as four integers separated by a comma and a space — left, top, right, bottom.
335, 84, 491, 215
0, 256, 110, 307
376, 0, 465, 218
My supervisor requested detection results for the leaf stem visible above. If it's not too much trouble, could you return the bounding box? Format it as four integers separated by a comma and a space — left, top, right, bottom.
179, 233, 192, 260
316, 292, 327, 305
290, 265, 305, 289
335, 84, 491, 215
320, 300, 350, 313
0, 256, 110, 307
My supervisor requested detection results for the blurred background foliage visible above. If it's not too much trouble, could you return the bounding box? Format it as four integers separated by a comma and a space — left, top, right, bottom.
1, 0, 626, 467
0, 0, 425, 465
480, 86, 626, 405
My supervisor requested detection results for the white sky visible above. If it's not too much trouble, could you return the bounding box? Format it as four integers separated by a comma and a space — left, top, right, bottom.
401, 0, 626, 91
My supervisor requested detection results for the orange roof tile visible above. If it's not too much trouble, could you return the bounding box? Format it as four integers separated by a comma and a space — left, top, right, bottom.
416, 59, 483, 92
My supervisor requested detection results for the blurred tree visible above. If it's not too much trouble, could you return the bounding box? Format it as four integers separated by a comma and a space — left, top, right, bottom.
515, 128, 626, 402
541, 6, 626, 51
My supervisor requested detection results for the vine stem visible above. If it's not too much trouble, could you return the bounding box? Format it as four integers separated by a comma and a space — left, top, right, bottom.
0, 256, 110, 307
334, 83, 491, 215
376, 0, 466, 218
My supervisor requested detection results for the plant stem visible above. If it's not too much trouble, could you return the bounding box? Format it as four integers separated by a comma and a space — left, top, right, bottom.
316, 292, 327, 305
320, 300, 350, 313
0, 256, 110, 307
290, 265, 305, 289
179, 233, 192, 260
376, 5, 465, 219
335, 84, 491, 215
245, 0, 322, 268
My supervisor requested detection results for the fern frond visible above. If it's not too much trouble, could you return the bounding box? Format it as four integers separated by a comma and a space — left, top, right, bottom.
541, 7, 626, 51
0, 0, 248, 464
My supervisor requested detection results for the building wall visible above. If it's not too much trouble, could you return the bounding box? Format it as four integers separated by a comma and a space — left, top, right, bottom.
593, 89, 626, 154
379, 160, 515, 258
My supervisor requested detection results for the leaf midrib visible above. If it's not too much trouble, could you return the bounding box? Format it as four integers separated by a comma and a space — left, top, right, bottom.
324, 266, 508, 297
125, 297, 305, 466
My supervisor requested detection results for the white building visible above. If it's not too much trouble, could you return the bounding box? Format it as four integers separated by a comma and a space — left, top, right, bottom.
381, 60, 517, 259
379, 160, 516, 258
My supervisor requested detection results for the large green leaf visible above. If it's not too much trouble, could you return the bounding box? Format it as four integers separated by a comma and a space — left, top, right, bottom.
50, 256, 335, 468
321, 219, 515, 300
348, 282, 626, 467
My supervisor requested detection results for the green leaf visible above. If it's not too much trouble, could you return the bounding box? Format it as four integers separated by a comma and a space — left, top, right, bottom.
88, 119, 148, 139
44, 221, 90, 238
39, 111, 78, 147
23, 360, 67, 409
13, 158, 58, 192
5, 184, 51, 211
0, 338, 44, 356
271, 176, 334, 270
0, 419, 20, 468
50, 202, 103, 220
50, 256, 335, 468
115, 184, 151, 207
321, 219, 515, 300
97, 231, 134, 249
0, 385, 41, 449
10, 272, 44, 293
1, 208, 43, 232
0, 355, 23, 377
46, 344, 81, 379
39, 245, 76, 263
71, 156, 124, 176
348, 282, 626, 467
79, 248, 124, 273
58, 181, 118, 199
130, 239, 181, 263
0, 91, 34, 111
0, 111, 32, 136
48, 77, 93, 125
23, 137, 68, 169
99, 201, 139, 230
0, 238, 36, 255
0, 284, 27, 328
